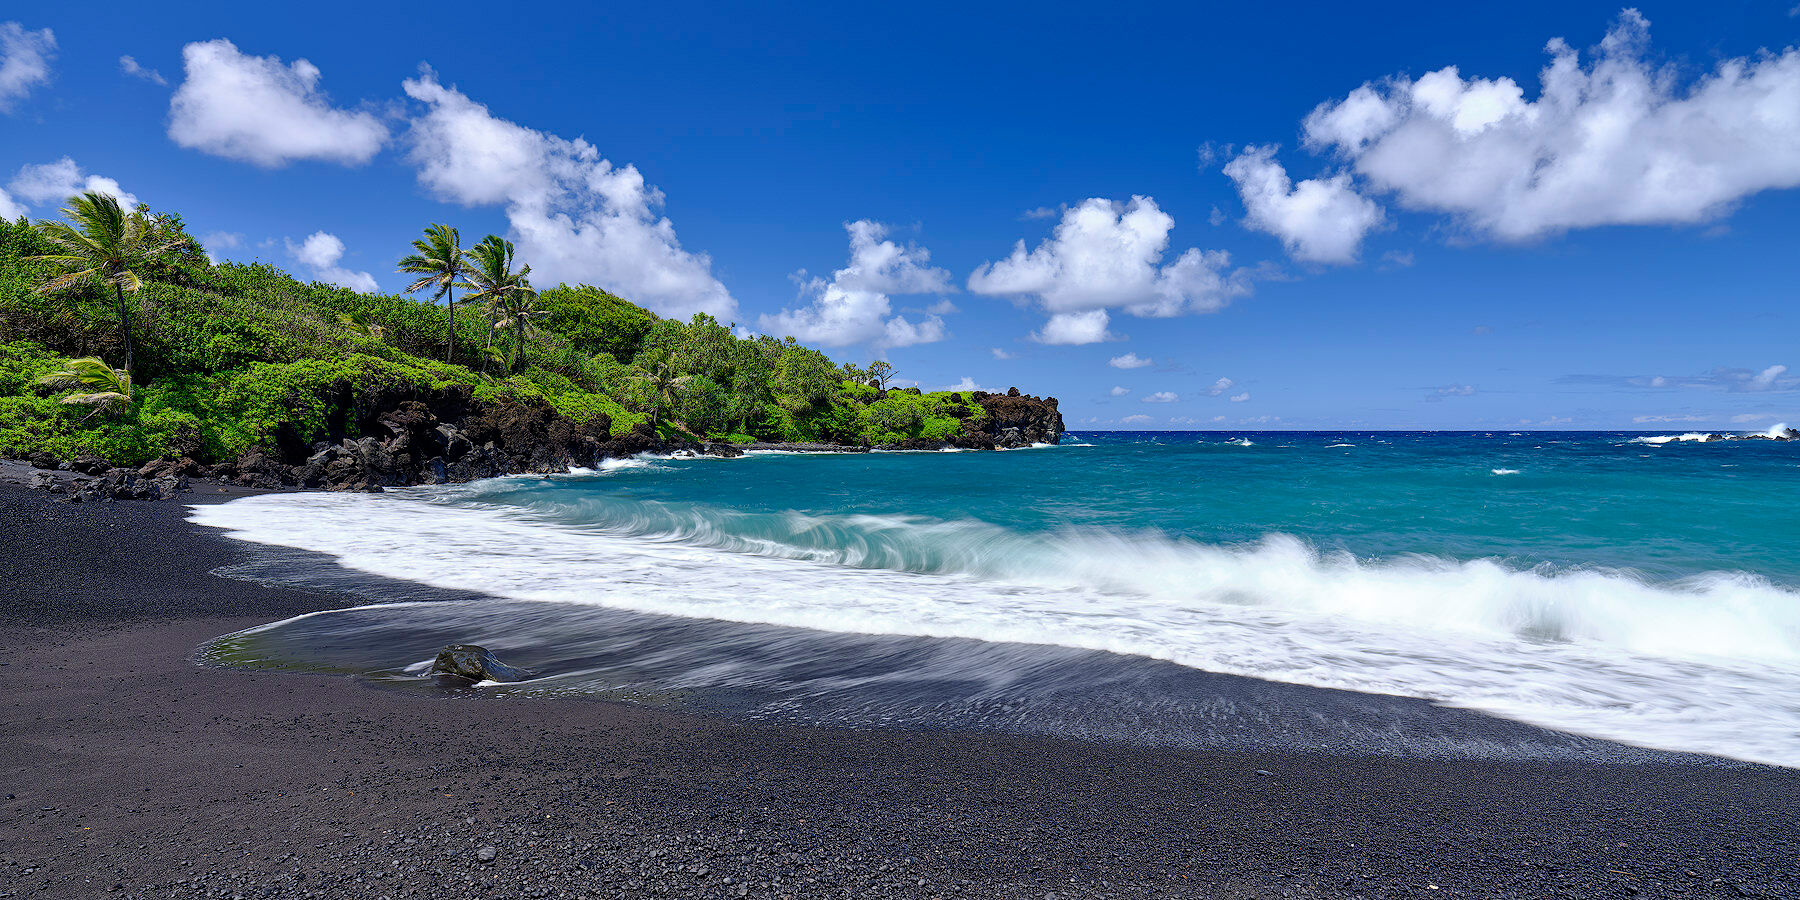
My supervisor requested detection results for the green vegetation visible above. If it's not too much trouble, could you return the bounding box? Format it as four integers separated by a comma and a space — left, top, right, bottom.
0, 194, 987, 467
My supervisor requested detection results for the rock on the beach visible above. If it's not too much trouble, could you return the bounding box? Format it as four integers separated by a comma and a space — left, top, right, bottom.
429, 644, 532, 685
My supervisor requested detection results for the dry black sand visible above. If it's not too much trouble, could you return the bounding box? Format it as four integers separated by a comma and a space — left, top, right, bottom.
3, 475, 1798, 899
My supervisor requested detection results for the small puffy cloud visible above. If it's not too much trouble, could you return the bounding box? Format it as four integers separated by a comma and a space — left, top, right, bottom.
1229, 392, 1251, 402
1033, 309, 1115, 345
1142, 391, 1178, 403
1108, 352, 1153, 369
1207, 377, 1235, 395
7, 157, 138, 209
1110, 386, 1130, 397
1750, 364, 1788, 390
404, 70, 734, 319
1121, 414, 1154, 425
119, 55, 166, 86
760, 220, 952, 349
0, 22, 55, 113
286, 231, 378, 293
1427, 384, 1477, 401
1222, 146, 1383, 263
940, 377, 983, 392
991, 347, 1016, 360
1302, 11, 1800, 239
170, 39, 387, 167
970, 196, 1250, 344
200, 230, 243, 263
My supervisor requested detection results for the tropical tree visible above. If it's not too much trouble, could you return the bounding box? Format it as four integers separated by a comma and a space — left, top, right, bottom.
38, 356, 133, 417
864, 360, 897, 390
26, 192, 188, 379
622, 357, 691, 434
461, 235, 540, 373
397, 224, 470, 362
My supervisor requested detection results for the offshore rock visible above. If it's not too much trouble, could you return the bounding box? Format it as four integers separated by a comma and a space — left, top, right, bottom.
429, 645, 532, 686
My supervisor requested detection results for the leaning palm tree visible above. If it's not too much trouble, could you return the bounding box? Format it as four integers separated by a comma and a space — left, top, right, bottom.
461, 235, 538, 373
38, 357, 133, 417
398, 224, 469, 362
27, 192, 185, 379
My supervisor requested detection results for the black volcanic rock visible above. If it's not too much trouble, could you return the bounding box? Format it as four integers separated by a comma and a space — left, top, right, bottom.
969, 390, 1064, 448
430, 644, 532, 686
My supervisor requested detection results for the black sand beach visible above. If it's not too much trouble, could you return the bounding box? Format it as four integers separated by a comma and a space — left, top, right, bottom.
3, 478, 1799, 900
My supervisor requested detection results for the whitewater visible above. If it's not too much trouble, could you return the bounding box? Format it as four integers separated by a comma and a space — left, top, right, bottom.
191, 431, 1800, 767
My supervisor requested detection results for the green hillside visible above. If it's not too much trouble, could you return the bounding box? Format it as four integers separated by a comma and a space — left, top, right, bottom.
0, 198, 986, 467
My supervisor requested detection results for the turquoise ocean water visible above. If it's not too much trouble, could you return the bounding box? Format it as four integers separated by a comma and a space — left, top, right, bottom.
193, 431, 1800, 765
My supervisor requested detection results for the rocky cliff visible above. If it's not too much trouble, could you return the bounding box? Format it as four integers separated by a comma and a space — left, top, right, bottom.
18, 384, 1066, 499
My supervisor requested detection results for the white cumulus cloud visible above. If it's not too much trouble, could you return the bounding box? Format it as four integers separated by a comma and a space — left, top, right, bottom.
759, 220, 952, 349
969, 196, 1249, 344
170, 40, 387, 168
1207, 377, 1235, 396
1108, 352, 1153, 369
1033, 309, 1115, 345
1229, 392, 1251, 402
991, 347, 1016, 360
1110, 386, 1130, 397
286, 231, 378, 293
0, 22, 55, 113
403, 70, 734, 319
7, 158, 138, 209
1142, 391, 1178, 403
1302, 11, 1800, 239
1223, 146, 1384, 263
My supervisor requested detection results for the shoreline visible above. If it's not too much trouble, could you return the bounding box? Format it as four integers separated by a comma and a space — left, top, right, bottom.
4, 485, 1800, 898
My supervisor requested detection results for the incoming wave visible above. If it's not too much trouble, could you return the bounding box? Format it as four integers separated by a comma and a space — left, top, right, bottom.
191, 488, 1800, 766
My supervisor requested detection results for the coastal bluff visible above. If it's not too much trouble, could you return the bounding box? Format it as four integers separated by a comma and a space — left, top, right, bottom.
11, 385, 1063, 497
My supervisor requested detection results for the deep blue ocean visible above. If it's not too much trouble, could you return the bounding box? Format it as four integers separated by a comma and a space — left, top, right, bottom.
193, 431, 1800, 766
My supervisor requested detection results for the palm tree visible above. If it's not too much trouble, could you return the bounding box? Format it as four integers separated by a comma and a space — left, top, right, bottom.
27, 192, 185, 379
398, 224, 470, 362
461, 235, 538, 373
38, 357, 133, 417
625, 358, 691, 435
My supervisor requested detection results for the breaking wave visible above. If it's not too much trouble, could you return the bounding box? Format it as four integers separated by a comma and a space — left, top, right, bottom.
192, 477, 1800, 766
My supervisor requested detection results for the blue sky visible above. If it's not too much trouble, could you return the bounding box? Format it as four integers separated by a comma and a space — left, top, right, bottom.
2, 1, 1798, 430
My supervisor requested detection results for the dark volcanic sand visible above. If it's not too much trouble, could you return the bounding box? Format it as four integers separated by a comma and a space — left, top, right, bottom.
2, 477, 1798, 900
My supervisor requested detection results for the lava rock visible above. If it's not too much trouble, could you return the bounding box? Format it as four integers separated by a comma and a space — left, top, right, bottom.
429, 645, 532, 686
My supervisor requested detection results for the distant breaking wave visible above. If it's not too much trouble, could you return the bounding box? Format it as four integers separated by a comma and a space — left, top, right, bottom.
193, 475, 1800, 767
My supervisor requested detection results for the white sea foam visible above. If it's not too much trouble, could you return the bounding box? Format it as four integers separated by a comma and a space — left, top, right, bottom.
191, 492, 1800, 766
1634, 432, 1716, 445
1491, 469, 1521, 476
1325, 443, 1355, 448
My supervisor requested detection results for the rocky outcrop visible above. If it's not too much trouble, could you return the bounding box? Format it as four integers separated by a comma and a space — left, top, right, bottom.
199, 387, 746, 493
968, 388, 1064, 449
430, 644, 532, 686
28, 465, 192, 502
